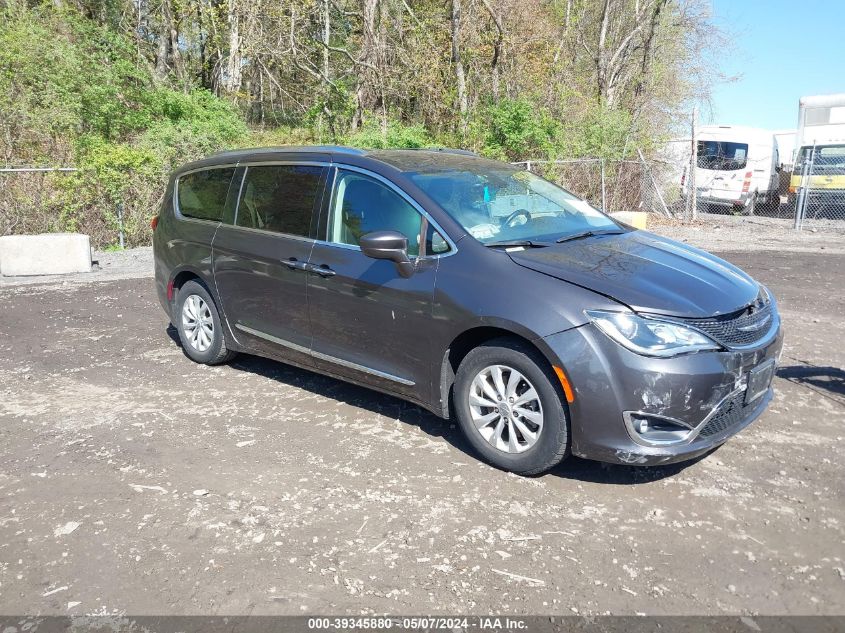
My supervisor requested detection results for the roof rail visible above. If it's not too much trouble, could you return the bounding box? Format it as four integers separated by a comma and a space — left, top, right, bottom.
411, 147, 478, 156
208, 145, 368, 158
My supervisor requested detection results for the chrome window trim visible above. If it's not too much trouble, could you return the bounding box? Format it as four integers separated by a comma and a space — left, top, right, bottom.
219, 222, 316, 244
235, 323, 415, 386
319, 163, 458, 259
173, 163, 241, 225
225, 161, 332, 240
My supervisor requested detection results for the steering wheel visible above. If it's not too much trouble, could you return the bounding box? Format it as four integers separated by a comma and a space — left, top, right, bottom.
503, 208, 531, 228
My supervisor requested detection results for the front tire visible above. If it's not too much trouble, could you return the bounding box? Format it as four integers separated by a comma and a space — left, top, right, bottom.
175, 280, 236, 365
453, 338, 569, 475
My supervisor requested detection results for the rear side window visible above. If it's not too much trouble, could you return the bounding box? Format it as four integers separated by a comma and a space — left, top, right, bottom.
697, 141, 748, 171
176, 168, 236, 221
236, 165, 326, 237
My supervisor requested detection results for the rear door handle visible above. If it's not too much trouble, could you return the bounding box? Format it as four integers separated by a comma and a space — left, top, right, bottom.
283, 257, 309, 271
308, 264, 336, 278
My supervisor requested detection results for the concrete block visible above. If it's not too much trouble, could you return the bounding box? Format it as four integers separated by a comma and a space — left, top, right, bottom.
0, 233, 91, 277
610, 211, 648, 229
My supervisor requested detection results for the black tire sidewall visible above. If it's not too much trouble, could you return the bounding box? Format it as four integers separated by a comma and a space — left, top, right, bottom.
175, 280, 226, 364
453, 341, 569, 475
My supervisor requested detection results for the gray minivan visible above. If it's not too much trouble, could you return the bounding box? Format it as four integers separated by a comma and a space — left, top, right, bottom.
152, 146, 783, 475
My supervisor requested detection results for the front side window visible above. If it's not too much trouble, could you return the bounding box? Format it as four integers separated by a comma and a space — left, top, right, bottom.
697, 140, 749, 171
425, 221, 450, 255
328, 170, 423, 256
236, 165, 326, 237
408, 164, 617, 244
177, 167, 236, 222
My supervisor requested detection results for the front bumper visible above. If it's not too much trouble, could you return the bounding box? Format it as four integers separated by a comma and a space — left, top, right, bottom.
695, 190, 753, 209
543, 315, 784, 466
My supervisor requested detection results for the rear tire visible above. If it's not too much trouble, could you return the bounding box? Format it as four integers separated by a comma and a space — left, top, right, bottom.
743, 192, 758, 216
764, 192, 781, 216
175, 280, 236, 365
453, 338, 569, 475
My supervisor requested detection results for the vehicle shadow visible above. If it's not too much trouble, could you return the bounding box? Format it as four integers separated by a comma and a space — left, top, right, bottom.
550, 451, 706, 483
777, 364, 845, 403
166, 325, 700, 485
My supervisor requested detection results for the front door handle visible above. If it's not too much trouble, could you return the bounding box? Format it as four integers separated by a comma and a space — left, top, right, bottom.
283, 257, 309, 271
309, 264, 336, 278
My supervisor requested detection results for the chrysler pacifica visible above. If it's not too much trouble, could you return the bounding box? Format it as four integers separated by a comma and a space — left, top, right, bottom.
152, 146, 783, 475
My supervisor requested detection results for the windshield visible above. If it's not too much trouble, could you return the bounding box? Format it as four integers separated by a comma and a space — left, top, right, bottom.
697, 140, 749, 171
795, 144, 845, 174
407, 165, 619, 244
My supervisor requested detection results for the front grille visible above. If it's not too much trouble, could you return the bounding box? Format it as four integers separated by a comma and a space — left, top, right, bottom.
684, 300, 774, 348
698, 393, 749, 438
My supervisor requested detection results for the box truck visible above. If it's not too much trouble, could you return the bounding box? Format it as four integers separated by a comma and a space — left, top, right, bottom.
789, 94, 845, 219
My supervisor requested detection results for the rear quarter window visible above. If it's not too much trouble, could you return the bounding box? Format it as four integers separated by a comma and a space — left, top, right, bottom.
177, 168, 237, 222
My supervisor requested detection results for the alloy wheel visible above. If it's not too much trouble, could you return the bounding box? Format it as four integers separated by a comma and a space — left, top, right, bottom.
181, 294, 214, 352
468, 364, 544, 454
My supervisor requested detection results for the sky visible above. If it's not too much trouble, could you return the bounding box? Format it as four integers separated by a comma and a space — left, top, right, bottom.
706, 0, 842, 131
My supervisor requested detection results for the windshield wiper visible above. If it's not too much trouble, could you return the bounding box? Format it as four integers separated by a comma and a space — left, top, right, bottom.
555, 229, 624, 244
484, 239, 548, 249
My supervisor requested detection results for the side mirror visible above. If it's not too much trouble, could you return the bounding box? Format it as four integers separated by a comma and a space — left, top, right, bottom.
359, 230, 415, 278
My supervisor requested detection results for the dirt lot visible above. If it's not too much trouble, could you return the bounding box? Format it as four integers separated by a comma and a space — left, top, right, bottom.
0, 231, 843, 616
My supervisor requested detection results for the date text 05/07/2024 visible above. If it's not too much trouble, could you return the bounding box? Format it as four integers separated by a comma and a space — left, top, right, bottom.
307, 617, 529, 630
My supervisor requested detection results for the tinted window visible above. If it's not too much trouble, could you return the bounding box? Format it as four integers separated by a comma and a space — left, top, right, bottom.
177, 168, 236, 221
328, 170, 423, 256
697, 141, 748, 171
236, 165, 326, 236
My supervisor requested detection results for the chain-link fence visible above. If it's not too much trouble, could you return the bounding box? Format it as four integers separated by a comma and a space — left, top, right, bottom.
516, 149, 845, 233
511, 156, 680, 217
4, 153, 842, 243
0, 167, 79, 237
0, 167, 149, 248
789, 144, 845, 230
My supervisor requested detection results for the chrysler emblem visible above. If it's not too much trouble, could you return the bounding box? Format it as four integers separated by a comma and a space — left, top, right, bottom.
737, 314, 771, 332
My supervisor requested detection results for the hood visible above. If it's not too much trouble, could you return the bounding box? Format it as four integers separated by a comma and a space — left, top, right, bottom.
508, 230, 759, 318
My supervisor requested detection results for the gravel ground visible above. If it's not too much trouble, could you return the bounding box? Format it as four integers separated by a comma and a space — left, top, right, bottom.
650, 214, 845, 255
0, 247, 153, 288
0, 223, 843, 616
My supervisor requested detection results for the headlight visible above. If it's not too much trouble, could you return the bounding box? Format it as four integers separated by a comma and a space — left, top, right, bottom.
586, 310, 721, 357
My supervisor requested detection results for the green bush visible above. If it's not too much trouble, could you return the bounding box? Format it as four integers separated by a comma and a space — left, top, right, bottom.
473, 99, 562, 161
563, 104, 636, 159
0, 2, 250, 247
343, 118, 433, 149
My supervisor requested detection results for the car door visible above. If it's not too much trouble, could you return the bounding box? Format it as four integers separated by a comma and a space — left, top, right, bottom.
212, 161, 329, 366
306, 166, 449, 400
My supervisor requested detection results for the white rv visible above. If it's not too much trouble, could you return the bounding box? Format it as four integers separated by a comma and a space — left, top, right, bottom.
686, 125, 780, 215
